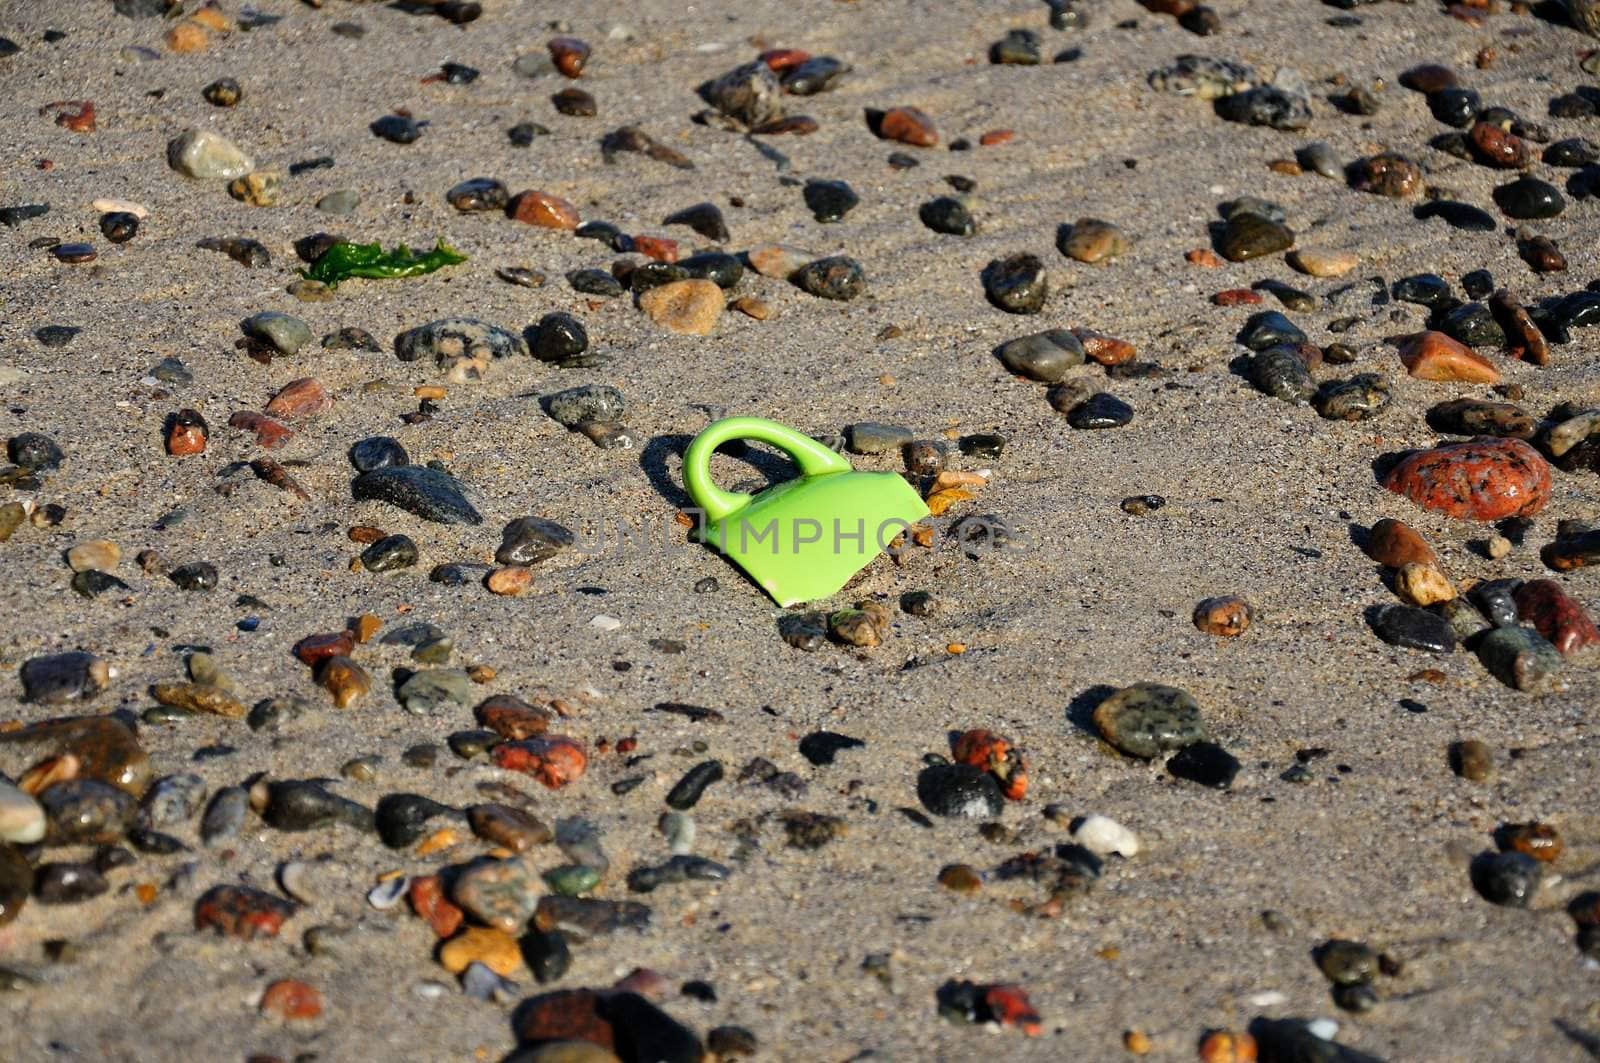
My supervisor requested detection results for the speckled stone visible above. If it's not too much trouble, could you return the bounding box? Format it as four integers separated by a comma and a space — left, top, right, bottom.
1092, 682, 1211, 759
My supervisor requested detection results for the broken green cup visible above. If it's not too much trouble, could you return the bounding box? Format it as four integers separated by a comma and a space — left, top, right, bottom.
683, 417, 931, 606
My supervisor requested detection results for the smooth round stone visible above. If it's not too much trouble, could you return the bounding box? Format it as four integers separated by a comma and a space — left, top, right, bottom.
1317, 940, 1378, 986
202, 76, 242, 106
916, 763, 1003, 818
782, 55, 849, 95
496, 517, 575, 565
1238, 310, 1306, 351
1383, 440, 1550, 521
1392, 273, 1455, 310
1219, 212, 1293, 262
662, 201, 730, 242
9, 433, 64, 473
844, 422, 913, 455
627, 261, 690, 293
545, 384, 625, 428
353, 466, 482, 525
371, 114, 424, 143
0, 844, 32, 926
1092, 682, 1210, 759
169, 561, 217, 590
316, 189, 361, 215
0, 781, 45, 844
1493, 176, 1564, 219
100, 211, 139, 243
1066, 392, 1133, 429
362, 534, 418, 573
994, 329, 1084, 382
982, 253, 1047, 313
678, 251, 743, 290
1471, 850, 1541, 907
34, 862, 108, 905
532, 312, 589, 364
803, 179, 858, 223
1315, 374, 1389, 421
1249, 348, 1315, 404
1166, 741, 1240, 788
1438, 302, 1504, 347
242, 311, 312, 356
568, 269, 624, 297
1369, 604, 1456, 653
1476, 626, 1562, 692
1428, 87, 1480, 127
350, 436, 409, 472
166, 128, 253, 179
793, 256, 865, 301
397, 670, 472, 714
40, 780, 135, 843
1295, 141, 1342, 179
1288, 249, 1357, 278
1545, 138, 1599, 167
1059, 218, 1129, 264
919, 196, 975, 236
138, 773, 206, 830
447, 177, 509, 212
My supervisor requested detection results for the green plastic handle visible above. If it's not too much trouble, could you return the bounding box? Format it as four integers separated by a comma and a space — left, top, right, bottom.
683, 417, 853, 523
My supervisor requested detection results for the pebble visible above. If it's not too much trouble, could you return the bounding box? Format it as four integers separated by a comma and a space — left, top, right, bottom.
0, 845, 32, 926
166, 128, 253, 179
259, 980, 323, 1021
151, 680, 246, 719
1219, 212, 1293, 261
447, 178, 509, 212
1065, 392, 1134, 429
452, 856, 542, 931
1060, 218, 1129, 264
803, 179, 858, 223
1167, 741, 1240, 788
1216, 81, 1312, 130
1296, 141, 1342, 179
793, 256, 865, 301
34, 863, 109, 905
662, 201, 729, 242
360, 534, 418, 573
65, 539, 120, 573
193, 885, 297, 939
982, 254, 1047, 313
1147, 55, 1256, 99
228, 171, 280, 207
1471, 850, 1541, 906
1438, 302, 1504, 348
0, 782, 45, 844
1352, 152, 1422, 198
1493, 176, 1564, 219
627, 854, 730, 893
1382, 439, 1551, 521
920, 197, 976, 236
260, 780, 372, 832
1249, 347, 1316, 405
879, 106, 938, 147
1399, 331, 1493, 382
701, 60, 784, 128
1544, 137, 1599, 167
1193, 596, 1252, 636
665, 760, 724, 810
1513, 580, 1600, 654
1476, 626, 1563, 692
1289, 249, 1357, 278
916, 764, 1004, 818
639, 280, 725, 335
1072, 814, 1140, 857
353, 466, 482, 525
1427, 398, 1535, 439
441, 926, 524, 977
1315, 374, 1390, 421
243, 311, 311, 356
397, 669, 472, 715
994, 329, 1084, 382
511, 191, 581, 230
317, 656, 371, 708
371, 114, 424, 143
397, 317, 526, 380
165, 409, 208, 456
1451, 739, 1494, 781
1093, 683, 1210, 759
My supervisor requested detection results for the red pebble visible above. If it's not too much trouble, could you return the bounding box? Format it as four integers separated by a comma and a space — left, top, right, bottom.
194, 885, 296, 940
259, 979, 323, 1020
1513, 580, 1600, 656
227, 411, 294, 448
951, 728, 1027, 800
165, 409, 208, 456
983, 984, 1043, 1036
547, 36, 592, 78
979, 129, 1015, 146
512, 989, 615, 1048
759, 48, 811, 72
42, 100, 96, 133
264, 378, 333, 420
292, 631, 355, 666
1073, 328, 1137, 366
878, 106, 938, 147
631, 235, 679, 263
408, 875, 464, 938
510, 190, 580, 230
1382, 439, 1552, 521
1213, 288, 1264, 306
475, 694, 553, 739
492, 735, 588, 789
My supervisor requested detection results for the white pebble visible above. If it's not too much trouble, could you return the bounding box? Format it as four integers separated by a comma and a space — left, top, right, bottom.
367, 876, 408, 910
413, 980, 450, 1000
1307, 1018, 1339, 1041
589, 614, 622, 631
92, 197, 148, 219
1248, 990, 1287, 1007
1071, 813, 1140, 858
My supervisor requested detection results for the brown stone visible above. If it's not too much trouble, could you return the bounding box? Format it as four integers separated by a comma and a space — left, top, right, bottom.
409, 875, 465, 938
1060, 218, 1129, 264
265, 378, 334, 420
259, 979, 324, 1021
1399, 63, 1457, 93
1398, 331, 1500, 383
1489, 290, 1549, 366
227, 411, 294, 449
1518, 235, 1566, 274
293, 631, 355, 666
1192, 596, 1252, 637
316, 656, 370, 709
0, 717, 149, 794
878, 106, 937, 147
1501, 821, 1563, 862
353, 614, 382, 643
1073, 328, 1136, 366
488, 566, 533, 596
42, 100, 96, 133
166, 409, 208, 456
730, 296, 771, 320
548, 36, 591, 78
1468, 121, 1531, 168
638, 279, 724, 335
979, 129, 1015, 146
513, 990, 615, 1049
1213, 289, 1264, 306
1352, 153, 1422, 198
476, 695, 554, 739
151, 681, 247, 719
745, 244, 812, 279
630, 235, 678, 263
194, 884, 296, 940
468, 803, 554, 851
1364, 518, 1439, 569
1186, 248, 1224, 268
511, 191, 580, 230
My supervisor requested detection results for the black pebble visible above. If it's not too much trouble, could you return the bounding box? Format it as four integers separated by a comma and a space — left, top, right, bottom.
798, 731, 865, 766
349, 436, 409, 472
665, 760, 724, 810
1167, 742, 1241, 788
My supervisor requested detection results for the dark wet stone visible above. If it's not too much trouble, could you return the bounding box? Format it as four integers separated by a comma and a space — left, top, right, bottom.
1476, 626, 1562, 692
798, 731, 865, 766
1412, 198, 1497, 232
678, 251, 743, 289
1426, 398, 1534, 439
1545, 138, 1599, 167
576, 220, 630, 250
779, 611, 828, 651
1392, 273, 1456, 311
920, 196, 975, 236
0, 845, 31, 926
371, 114, 424, 143
261, 780, 373, 833
430, 562, 492, 586
994, 329, 1083, 382
804, 179, 858, 223
598, 992, 703, 1063
1216, 84, 1312, 130
1468, 579, 1522, 628
626, 261, 690, 293
100, 211, 139, 243
531, 312, 590, 366
1249, 347, 1316, 404
1317, 939, 1378, 986
1314, 374, 1390, 421
990, 28, 1041, 64
496, 517, 575, 565
662, 202, 729, 242
34, 326, 79, 348
0, 204, 48, 228
361, 535, 418, 573
33, 863, 108, 905
1092, 682, 1210, 758
349, 436, 409, 472
352, 466, 482, 525
139, 773, 205, 832
782, 55, 849, 96
1471, 850, 1541, 907
1239, 311, 1307, 351
533, 895, 652, 941
1370, 604, 1456, 653
1438, 302, 1504, 347
1250, 1018, 1387, 1062
168, 561, 218, 591
9, 433, 64, 472
665, 761, 724, 811
447, 177, 509, 212
1429, 87, 1481, 128
627, 854, 731, 893
982, 253, 1047, 313
1166, 742, 1240, 788
1550, 92, 1596, 119
1219, 212, 1293, 261
700, 60, 784, 127
375, 793, 458, 849
568, 268, 624, 297
40, 780, 134, 843
52, 243, 96, 264
917, 764, 1004, 819
1461, 269, 1494, 300
552, 87, 596, 116
520, 927, 571, 983
794, 255, 865, 301
545, 384, 625, 429
1066, 392, 1134, 429
128, 827, 188, 854
1493, 176, 1564, 219
72, 571, 130, 600
507, 121, 550, 147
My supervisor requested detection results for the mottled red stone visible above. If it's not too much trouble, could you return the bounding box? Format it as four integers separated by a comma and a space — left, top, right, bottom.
1382, 439, 1551, 521
476, 695, 553, 739
1213, 288, 1264, 306
292, 631, 354, 666
1513, 579, 1600, 655
194, 885, 296, 940
264, 378, 333, 420
1469, 121, 1530, 168
227, 411, 294, 449
979, 128, 1015, 146
513, 989, 615, 1048
1072, 328, 1137, 365
493, 735, 587, 789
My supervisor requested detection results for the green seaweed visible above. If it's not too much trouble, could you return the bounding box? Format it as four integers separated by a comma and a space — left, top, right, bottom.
300, 239, 467, 288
